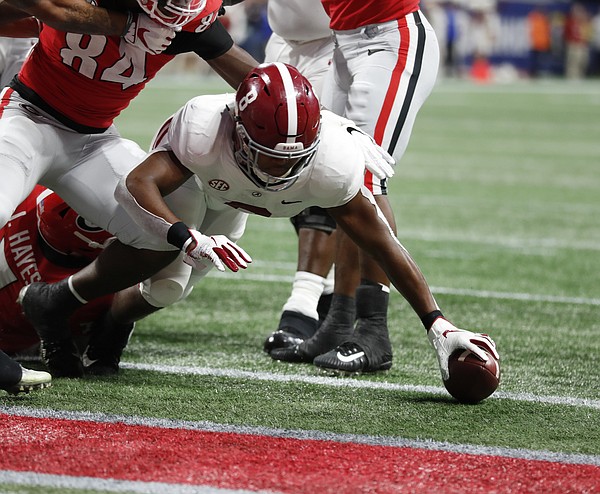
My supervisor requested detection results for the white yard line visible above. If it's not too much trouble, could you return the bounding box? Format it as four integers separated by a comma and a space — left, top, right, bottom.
208, 270, 600, 306
117, 363, 600, 410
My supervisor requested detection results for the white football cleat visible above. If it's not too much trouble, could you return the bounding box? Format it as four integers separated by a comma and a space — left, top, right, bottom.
5, 366, 52, 395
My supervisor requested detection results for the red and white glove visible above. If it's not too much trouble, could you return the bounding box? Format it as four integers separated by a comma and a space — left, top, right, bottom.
182, 230, 252, 272
123, 13, 177, 55
427, 317, 499, 380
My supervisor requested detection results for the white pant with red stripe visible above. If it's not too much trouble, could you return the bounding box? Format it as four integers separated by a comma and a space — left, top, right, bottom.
322, 11, 439, 195
264, 32, 334, 99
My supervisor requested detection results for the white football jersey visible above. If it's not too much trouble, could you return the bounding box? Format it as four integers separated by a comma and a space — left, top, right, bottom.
158, 94, 365, 220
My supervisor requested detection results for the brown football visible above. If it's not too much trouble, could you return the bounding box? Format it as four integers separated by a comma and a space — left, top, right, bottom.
443, 348, 500, 404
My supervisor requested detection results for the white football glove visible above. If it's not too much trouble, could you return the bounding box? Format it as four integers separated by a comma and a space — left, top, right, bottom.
348, 125, 395, 180
427, 317, 499, 381
183, 230, 252, 273
123, 13, 177, 55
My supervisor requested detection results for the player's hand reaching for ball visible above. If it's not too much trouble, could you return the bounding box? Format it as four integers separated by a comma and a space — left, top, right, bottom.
427, 317, 499, 380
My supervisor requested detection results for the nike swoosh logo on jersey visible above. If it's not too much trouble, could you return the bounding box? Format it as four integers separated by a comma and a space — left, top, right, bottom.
367, 48, 385, 56
281, 200, 302, 204
336, 350, 365, 363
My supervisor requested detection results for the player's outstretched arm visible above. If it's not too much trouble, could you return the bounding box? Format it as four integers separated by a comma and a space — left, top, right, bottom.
328, 190, 500, 378
327, 189, 438, 318
2, 0, 129, 35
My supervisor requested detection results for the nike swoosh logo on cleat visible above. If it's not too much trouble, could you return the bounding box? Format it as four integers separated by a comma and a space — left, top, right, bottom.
336, 351, 365, 363
281, 200, 302, 204
81, 354, 99, 367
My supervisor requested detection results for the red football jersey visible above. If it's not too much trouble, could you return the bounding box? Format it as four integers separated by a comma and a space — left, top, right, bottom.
17, 0, 223, 129
321, 0, 420, 30
0, 186, 113, 354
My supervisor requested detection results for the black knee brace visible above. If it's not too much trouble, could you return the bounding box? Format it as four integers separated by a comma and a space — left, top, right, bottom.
290, 206, 336, 235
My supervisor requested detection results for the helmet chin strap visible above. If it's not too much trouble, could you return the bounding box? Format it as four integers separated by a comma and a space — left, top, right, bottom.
73, 231, 110, 250
254, 162, 294, 181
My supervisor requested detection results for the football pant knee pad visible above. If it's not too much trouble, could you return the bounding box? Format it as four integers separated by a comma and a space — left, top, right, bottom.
140, 278, 186, 308
290, 206, 336, 235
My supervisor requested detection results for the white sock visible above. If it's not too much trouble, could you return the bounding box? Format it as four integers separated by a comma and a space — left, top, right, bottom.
67, 276, 88, 304
322, 266, 335, 296
282, 271, 324, 320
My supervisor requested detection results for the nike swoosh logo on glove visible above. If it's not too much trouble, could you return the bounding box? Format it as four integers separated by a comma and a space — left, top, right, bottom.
442, 329, 460, 338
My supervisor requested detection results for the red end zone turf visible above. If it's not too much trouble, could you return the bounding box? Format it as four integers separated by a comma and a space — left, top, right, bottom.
1, 413, 598, 493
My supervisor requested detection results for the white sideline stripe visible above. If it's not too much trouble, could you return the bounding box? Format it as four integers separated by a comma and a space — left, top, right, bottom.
2, 406, 599, 467
118, 363, 600, 411
208, 271, 600, 306
0, 471, 271, 494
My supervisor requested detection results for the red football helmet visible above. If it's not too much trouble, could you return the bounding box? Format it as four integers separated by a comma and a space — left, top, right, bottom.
233, 62, 321, 191
36, 191, 113, 261
136, 0, 207, 28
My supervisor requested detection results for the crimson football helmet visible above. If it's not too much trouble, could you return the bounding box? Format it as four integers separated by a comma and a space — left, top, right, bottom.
36, 191, 113, 261
136, 0, 206, 28
232, 62, 321, 191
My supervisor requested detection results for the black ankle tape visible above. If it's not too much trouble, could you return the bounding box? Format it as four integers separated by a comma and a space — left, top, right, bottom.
421, 310, 444, 330
278, 310, 318, 339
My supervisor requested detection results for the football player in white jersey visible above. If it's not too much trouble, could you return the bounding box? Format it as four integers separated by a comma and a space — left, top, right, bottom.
262, 0, 338, 353
18, 63, 498, 385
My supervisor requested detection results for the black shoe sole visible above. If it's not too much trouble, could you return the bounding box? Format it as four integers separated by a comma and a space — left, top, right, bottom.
313, 349, 393, 376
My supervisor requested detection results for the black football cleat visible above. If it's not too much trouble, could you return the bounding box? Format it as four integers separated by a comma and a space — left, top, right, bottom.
263, 311, 318, 354
313, 312, 393, 375
40, 338, 84, 378
18, 282, 84, 378
270, 295, 356, 363
269, 312, 354, 363
263, 330, 305, 354
82, 355, 119, 376
313, 341, 392, 375
269, 344, 314, 363
83, 314, 134, 376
